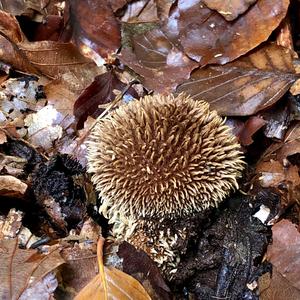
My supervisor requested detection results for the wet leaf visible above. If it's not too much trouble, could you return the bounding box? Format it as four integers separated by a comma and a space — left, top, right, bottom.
69, 0, 121, 59
119, 28, 197, 93
203, 0, 257, 21
0, 238, 64, 300
176, 44, 296, 116
165, 0, 289, 65
266, 219, 300, 290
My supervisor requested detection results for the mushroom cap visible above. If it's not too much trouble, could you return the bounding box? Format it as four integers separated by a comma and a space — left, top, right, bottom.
87, 93, 244, 220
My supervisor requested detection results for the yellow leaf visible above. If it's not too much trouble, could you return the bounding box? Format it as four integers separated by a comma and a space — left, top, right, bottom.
75, 238, 151, 300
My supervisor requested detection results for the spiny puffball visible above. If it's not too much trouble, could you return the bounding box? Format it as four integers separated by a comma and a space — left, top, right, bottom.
87, 93, 244, 222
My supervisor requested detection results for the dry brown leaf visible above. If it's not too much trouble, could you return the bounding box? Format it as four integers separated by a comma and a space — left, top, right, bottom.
121, 0, 159, 23
0, 208, 39, 247
0, 238, 65, 299
0, 12, 100, 79
69, 0, 121, 59
237, 116, 266, 146
19, 272, 58, 300
0, 153, 27, 176
0, 39, 96, 79
262, 123, 300, 163
119, 28, 197, 93
165, 0, 289, 65
256, 160, 300, 189
0, 10, 23, 43
259, 268, 300, 300
203, 0, 257, 21
0, 175, 27, 197
0, 0, 42, 16
266, 219, 300, 291
0, 209, 23, 239
0, 129, 7, 144
44, 79, 77, 117
75, 238, 151, 300
176, 44, 296, 116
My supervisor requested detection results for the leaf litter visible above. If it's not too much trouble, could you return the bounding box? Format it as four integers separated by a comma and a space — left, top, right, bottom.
0, 0, 300, 299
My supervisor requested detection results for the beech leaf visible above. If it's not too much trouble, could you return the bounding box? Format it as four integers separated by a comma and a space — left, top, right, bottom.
203, 0, 257, 21
176, 44, 297, 116
259, 268, 300, 300
75, 238, 151, 300
266, 219, 300, 290
0, 238, 64, 300
119, 28, 197, 93
69, 0, 121, 59
165, 0, 290, 65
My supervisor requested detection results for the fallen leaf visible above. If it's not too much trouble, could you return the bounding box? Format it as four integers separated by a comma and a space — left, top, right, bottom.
69, 0, 121, 59
263, 123, 300, 162
19, 272, 58, 300
0, 238, 64, 299
203, 0, 257, 21
266, 219, 300, 290
0, 153, 26, 176
44, 79, 77, 117
121, 0, 159, 23
60, 245, 98, 297
262, 100, 290, 140
0, 209, 23, 239
176, 44, 296, 116
109, 0, 130, 12
106, 242, 172, 300
0, 175, 27, 197
0, 129, 7, 144
259, 268, 300, 300
0, 0, 42, 16
73, 70, 135, 129
75, 238, 151, 300
0, 209, 40, 247
256, 160, 300, 189
0, 10, 24, 42
164, 0, 289, 65
119, 28, 197, 93
237, 116, 266, 146
0, 39, 96, 79
276, 17, 295, 53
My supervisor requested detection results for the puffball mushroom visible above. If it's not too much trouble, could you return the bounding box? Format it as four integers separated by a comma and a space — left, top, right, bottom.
87, 93, 244, 273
